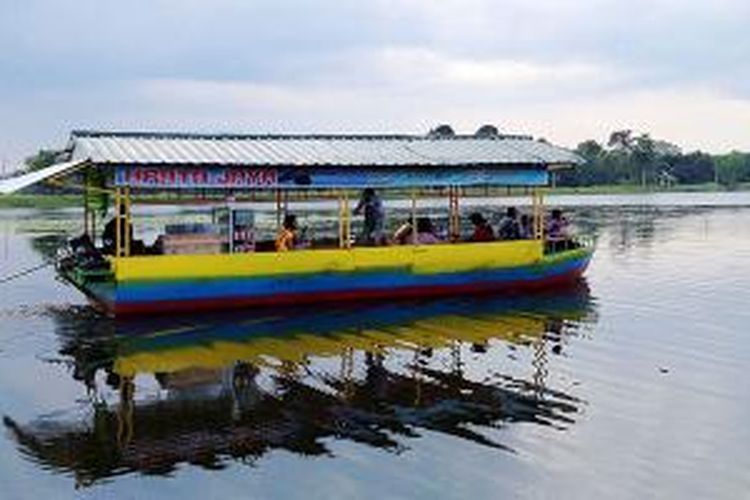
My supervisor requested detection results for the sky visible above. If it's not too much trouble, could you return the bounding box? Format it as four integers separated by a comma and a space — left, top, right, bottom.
1, 0, 749, 169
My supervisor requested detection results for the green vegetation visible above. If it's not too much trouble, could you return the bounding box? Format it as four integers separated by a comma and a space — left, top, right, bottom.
0, 194, 81, 209
24, 149, 62, 172
559, 130, 750, 189
545, 182, 750, 195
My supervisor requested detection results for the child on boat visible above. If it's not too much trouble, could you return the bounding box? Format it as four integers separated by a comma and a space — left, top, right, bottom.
275, 214, 298, 251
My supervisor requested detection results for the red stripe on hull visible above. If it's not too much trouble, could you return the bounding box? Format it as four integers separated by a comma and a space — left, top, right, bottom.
114, 266, 587, 316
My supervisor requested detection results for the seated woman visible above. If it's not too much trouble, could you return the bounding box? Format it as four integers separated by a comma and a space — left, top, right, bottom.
392, 220, 413, 245
468, 212, 495, 242
275, 214, 298, 251
416, 217, 441, 244
392, 217, 442, 245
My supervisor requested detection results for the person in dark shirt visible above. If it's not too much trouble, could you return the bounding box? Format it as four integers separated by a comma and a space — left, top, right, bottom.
468, 212, 495, 242
546, 209, 569, 240
546, 208, 571, 251
497, 207, 520, 240
353, 188, 385, 245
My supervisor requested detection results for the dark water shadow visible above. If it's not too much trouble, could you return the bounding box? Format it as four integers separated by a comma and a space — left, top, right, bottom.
4, 285, 597, 488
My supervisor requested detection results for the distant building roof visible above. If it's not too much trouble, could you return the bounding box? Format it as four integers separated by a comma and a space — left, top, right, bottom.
68, 130, 581, 168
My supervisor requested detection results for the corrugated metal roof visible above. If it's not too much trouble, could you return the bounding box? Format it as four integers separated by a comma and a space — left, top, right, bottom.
0, 159, 88, 195
69, 130, 581, 167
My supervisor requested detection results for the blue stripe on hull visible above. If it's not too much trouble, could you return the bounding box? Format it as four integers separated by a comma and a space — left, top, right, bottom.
117, 254, 589, 305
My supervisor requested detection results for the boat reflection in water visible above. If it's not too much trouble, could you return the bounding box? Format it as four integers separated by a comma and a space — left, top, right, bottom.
4, 286, 596, 487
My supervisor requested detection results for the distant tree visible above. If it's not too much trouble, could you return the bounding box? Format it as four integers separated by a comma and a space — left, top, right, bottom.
575, 140, 604, 161
632, 134, 657, 187
607, 130, 634, 151
665, 152, 714, 184
428, 124, 455, 138
556, 140, 606, 186
715, 151, 747, 187
557, 129, 746, 189
24, 149, 63, 172
475, 124, 499, 138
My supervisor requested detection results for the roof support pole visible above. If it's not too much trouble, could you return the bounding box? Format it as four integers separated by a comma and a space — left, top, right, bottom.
114, 187, 122, 258
124, 186, 132, 257
532, 335, 548, 400
338, 191, 351, 249
411, 188, 418, 246
448, 185, 460, 242
344, 191, 351, 249
338, 193, 343, 248
275, 189, 282, 233
83, 177, 90, 237
532, 188, 545, 241
116, 376, 135, 448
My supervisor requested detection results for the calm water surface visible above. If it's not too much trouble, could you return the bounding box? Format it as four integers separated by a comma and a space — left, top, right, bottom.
0, 192, 749, 499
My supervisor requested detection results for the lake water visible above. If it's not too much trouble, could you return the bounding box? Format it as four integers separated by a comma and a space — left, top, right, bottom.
0, 192, 749, 499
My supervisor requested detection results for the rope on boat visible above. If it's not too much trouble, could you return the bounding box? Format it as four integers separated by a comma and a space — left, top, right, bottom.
0, 261, 53, 285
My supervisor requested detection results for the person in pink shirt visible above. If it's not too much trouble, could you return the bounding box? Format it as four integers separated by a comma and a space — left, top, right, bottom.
416, 217, 441, 244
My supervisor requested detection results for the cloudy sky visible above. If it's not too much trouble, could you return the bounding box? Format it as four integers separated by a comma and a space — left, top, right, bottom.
1, 0, 749, 167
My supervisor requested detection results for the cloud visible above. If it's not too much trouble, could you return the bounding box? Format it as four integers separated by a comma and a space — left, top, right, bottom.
132, 77, 750, 154
1, 0, 749, 166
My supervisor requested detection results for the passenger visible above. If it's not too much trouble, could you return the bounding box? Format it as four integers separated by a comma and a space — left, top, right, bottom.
353, 188, 385, 245
546, 209, 569, 240
519, 214, 533, 239
546, 209, 571, 252
102, 203, 134, 255
275, 214, 298, 251
416, 217, 441, 244
69, 234, 108, 270
392, 220, 413, 245
497, 207, 520, 240
468, 212, 495, 242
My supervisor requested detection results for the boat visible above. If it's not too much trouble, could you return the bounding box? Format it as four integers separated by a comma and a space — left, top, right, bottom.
0, 128, 592, 315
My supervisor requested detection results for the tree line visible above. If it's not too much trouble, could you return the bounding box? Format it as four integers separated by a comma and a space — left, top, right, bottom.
556, 130, 750, 188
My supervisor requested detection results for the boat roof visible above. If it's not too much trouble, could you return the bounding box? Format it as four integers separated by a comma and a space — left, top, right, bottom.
68, 130, 581, 168
0, 129, 582, 194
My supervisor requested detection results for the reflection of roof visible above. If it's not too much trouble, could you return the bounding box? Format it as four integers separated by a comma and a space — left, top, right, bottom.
68, 130, 581, 167
4, 359, 582, 486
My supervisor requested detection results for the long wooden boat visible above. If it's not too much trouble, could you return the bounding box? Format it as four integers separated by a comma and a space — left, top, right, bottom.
0, 129, 591, 315
61, 239, 592, 315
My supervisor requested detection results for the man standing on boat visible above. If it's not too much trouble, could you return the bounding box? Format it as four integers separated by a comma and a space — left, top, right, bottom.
354, 188, 385, 246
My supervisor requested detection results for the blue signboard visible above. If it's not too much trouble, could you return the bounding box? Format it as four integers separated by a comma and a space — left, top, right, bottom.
115, 166, 548, 189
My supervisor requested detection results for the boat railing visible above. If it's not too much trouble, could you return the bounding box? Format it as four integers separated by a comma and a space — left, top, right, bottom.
544, 233, 596, 255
